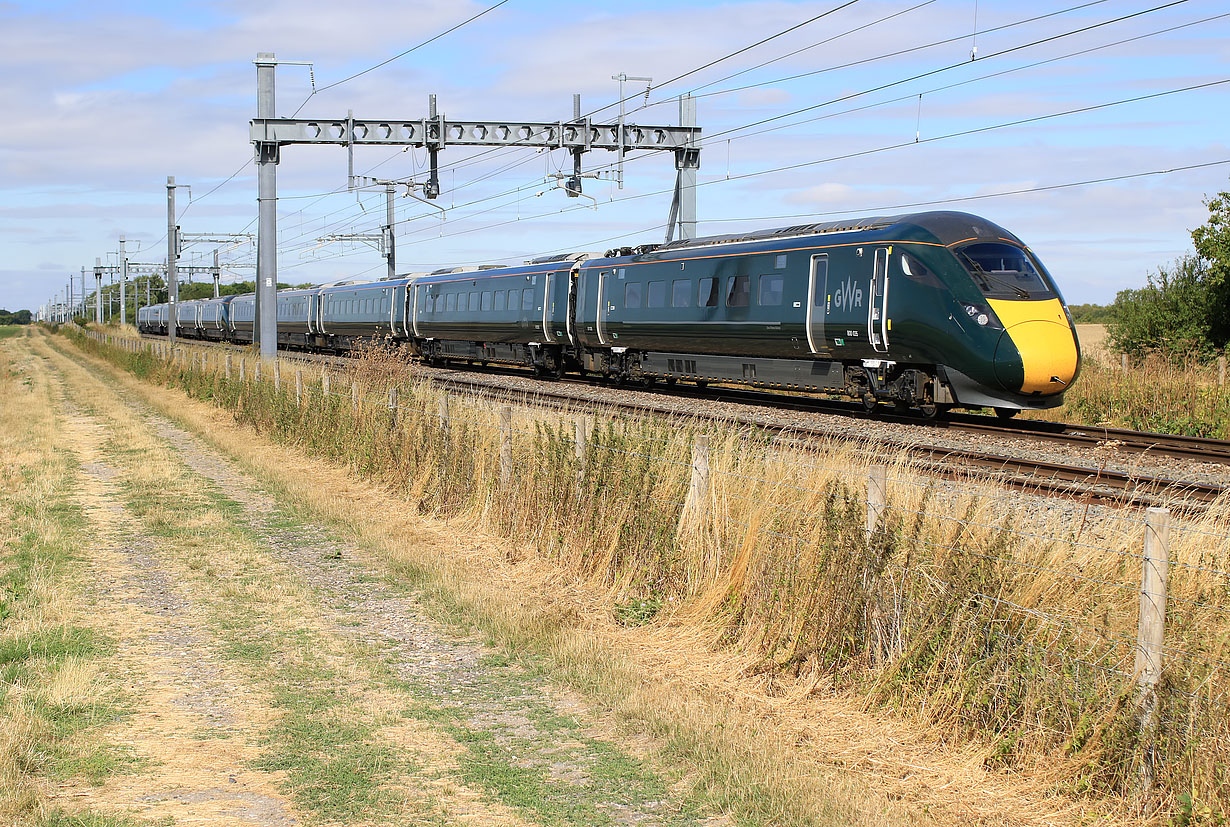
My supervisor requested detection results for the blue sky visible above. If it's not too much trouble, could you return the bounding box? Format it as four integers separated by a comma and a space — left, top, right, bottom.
1, 0, 1228, 314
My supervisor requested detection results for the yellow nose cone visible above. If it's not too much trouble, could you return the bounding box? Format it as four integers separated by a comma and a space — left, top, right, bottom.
988, 299, 1080, 394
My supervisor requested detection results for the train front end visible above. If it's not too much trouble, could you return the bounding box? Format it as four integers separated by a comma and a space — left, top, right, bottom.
945, 236, 1081, 411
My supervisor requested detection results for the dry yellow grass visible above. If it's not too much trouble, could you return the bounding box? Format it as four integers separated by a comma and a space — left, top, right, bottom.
59, 331, 1230, 824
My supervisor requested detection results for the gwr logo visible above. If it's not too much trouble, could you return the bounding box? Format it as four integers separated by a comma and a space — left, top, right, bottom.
833, 278, 864, 310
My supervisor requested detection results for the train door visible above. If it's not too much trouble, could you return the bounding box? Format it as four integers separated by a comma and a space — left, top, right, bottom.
818, 250, 870, 352
805, 254, 829, 353
542, 271, 555, 341
869, 247, 889, 353
565, 266, 579, 346
596, 270, 611, 346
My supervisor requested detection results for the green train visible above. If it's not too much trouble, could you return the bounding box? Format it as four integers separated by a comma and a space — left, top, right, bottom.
144, 210, 1081, 417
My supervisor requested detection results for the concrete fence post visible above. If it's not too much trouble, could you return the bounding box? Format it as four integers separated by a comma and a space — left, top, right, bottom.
296, 370, 303, 406
438, 395, 450, 431
225, 353, 232, 380
352, 380, 359, 414
500, 406, 513, 488
683, 434, 711, 526
321, 371, 330, 399
273, 360, 281, 391
388, 387, 399, 428
1136, 506, 1170, 797
239, 357, 246, 383
866, 465, 888, 540
255, 359, 262, 384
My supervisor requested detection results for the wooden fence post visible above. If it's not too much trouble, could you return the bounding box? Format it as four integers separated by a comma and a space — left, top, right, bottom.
438, 394, 450, 431
239, 357, 246, 382
296, 370, 303, 406
1219, 355, 1226, 387
255, 359, 262, 383
866, 465, 887, 540
499, 406, 513, 488
1136, 506, 1170, 796
321, 371, 330, 398
273, 360, 281, 390
1122, 352, 1129, 371
352, 380, 359, 414
388, 387, 399, 428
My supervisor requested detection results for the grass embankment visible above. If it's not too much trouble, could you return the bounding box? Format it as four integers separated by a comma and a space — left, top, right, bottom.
35, 333, 735, 825
1025, 324, 1230, 437
0, 336, 147, 826
68, 328, 1230, 823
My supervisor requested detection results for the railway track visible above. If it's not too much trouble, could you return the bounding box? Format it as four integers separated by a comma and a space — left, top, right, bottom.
137, 332, 1230, 511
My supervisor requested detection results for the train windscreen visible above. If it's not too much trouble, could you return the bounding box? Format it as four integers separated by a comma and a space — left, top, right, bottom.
955, 242, 1057, 300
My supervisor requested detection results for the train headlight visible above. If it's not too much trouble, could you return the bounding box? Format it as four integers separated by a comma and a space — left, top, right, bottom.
963, 303, 1001, 329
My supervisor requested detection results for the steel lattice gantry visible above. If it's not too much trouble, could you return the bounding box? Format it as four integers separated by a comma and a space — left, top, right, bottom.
248, 51, 701, 360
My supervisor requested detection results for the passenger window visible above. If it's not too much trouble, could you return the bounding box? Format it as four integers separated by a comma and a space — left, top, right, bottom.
698, 278, 719, 308
446, 293, 456, 312
671, 279, 691, 308
624, 282, 642, 309
775, 254, 787, 270
481, 292, 492, 312
494, 290, 505, 311
458, 293, 468, 312
470, 291, 480, 310
646, 281, 666, 308
758, 274, 784, 306
727, 275, 750, 307
522, 289, 535, 311
508, 289, 520, 311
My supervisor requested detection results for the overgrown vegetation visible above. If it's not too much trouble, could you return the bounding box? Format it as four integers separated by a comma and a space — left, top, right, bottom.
68, 329, 1230, 821
1030, 351, 1230, 438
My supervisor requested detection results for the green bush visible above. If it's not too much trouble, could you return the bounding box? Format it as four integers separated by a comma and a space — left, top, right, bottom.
1107, 254, 1218, 359
1107, 187, 1230, 361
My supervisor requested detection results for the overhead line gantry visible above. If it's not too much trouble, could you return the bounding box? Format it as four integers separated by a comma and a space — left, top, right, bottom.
249, 51, 701, 361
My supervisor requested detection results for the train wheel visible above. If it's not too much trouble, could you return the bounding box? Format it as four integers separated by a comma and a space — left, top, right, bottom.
994, 407, 1019, 419
918, 402, 950, 419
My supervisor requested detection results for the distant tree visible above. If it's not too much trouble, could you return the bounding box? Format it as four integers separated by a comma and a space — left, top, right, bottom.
0, 309, 32, 325
175, 280, 314, 301
1066, 303, 1116, 324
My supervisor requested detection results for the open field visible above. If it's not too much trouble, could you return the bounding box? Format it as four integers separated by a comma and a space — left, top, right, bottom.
20, 324, 1229, 825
